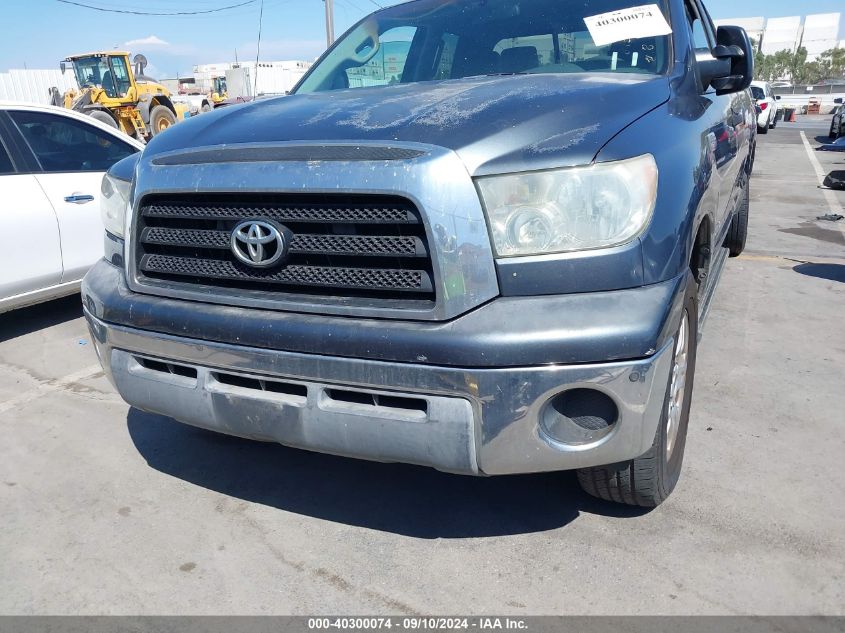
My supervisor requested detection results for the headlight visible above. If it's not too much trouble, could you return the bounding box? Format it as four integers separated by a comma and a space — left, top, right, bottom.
100, 173, 131, 238
475, 154, 658, 257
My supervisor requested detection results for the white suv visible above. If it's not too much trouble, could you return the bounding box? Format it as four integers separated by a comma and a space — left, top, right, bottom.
750, 81, 779, 133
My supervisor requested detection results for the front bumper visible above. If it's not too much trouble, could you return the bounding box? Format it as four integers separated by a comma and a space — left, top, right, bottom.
83, 260, 677, 475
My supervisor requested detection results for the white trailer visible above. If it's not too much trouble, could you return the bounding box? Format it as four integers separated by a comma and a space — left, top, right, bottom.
194, 60, 312, 100
0, 68, 77, 104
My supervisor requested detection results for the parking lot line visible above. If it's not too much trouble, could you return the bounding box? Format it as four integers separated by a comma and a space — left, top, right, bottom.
737, 253, 785, 263
799, 131, 844, 225
0, 363, 103, 415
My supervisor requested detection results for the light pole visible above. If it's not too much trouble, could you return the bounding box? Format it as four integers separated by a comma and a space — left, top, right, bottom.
324, 0, 335, 48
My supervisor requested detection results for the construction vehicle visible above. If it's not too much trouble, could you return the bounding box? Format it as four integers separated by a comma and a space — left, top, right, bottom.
53, 52, 185, 141
201, 76, 229, 111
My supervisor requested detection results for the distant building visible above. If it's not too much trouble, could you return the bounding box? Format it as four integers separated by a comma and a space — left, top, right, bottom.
713, 17, 765, 48
761, 16, 803, 56
715, 13, 841, 61
802, 13, 841, 61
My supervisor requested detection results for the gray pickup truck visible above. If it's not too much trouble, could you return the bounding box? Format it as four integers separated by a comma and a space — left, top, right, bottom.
84, 0, 754, 506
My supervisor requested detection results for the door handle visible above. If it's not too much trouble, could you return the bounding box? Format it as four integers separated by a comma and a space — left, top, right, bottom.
64, 194, 95, 204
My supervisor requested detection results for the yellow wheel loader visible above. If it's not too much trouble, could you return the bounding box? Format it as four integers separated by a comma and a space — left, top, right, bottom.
52, 52, 186, 141
200, 76, 229, 112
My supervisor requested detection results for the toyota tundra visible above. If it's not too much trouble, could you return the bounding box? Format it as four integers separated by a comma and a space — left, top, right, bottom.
83, 0, 755, 506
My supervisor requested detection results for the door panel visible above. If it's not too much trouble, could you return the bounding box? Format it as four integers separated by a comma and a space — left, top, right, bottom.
0, 174, 63, 298
717, 93, 741, 229
34, 172, 105, 282
6, 109, 139, 283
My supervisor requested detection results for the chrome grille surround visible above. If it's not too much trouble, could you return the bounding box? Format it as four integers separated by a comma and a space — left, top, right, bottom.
126, 141, 499, 321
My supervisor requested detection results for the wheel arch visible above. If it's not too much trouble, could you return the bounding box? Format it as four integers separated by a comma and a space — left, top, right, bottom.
139, 94, 177, 123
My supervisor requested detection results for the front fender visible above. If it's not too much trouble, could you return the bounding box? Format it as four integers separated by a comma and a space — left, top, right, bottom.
595, 96, 719, 285
138, 94, 175, 123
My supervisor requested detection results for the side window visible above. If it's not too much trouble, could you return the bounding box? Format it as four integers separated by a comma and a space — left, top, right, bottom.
345, 26, 417, 89
9, 110, 137, 173
685, 1, 712, 54
0, 138, 14, 175
690, 19, 710, 52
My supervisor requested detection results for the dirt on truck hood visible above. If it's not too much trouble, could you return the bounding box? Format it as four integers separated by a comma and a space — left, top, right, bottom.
142, 73, 670, 176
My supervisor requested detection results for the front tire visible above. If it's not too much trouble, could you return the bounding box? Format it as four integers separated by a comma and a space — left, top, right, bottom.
577, 274, 699, 507
88, 109, 117, 128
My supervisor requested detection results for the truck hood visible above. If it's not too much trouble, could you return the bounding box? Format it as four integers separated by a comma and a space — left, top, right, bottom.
144, 73, 670, 176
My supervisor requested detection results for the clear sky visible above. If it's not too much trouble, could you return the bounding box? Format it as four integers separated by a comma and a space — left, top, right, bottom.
1, 0, 843, 77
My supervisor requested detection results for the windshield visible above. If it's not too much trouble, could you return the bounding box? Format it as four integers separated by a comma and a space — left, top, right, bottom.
213, 77, 227, 94
295, 0, 671, 94
72, 56, 118, 98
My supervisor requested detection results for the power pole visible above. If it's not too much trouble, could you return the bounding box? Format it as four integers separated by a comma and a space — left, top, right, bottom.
324, 0, 335, 48
253, 0, 263, 97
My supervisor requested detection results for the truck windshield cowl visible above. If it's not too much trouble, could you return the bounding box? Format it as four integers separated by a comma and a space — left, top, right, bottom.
295, 0, 671, 94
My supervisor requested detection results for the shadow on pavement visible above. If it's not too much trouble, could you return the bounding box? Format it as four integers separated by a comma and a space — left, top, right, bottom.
793, 262, 845, 283
814, 134, 834, 145
127, 408, 649, 538
0, 294, 83, 343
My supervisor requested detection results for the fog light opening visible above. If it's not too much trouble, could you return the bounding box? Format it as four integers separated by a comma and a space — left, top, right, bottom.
540, 388, 619, 446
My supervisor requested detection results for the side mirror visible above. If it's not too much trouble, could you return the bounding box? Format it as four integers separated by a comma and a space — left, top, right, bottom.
697, 25, 753, 96
775, 95, 781, 100
60, 62, 66, 75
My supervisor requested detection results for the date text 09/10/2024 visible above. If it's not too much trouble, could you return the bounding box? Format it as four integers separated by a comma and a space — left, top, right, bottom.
307, 618, 528, 630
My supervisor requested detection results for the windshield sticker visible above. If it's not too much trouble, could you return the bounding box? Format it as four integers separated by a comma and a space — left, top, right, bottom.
583, 4, 672, 47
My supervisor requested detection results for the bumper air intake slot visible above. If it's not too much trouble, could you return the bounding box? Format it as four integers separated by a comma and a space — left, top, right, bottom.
212, 372, 308, 399
135, 356, 198, 380
325, 388, 428, 414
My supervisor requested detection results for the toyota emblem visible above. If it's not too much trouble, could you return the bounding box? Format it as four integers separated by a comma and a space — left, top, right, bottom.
230, 220, 288, 268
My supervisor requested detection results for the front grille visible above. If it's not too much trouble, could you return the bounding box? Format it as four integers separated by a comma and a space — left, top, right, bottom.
133, 194, 435, 304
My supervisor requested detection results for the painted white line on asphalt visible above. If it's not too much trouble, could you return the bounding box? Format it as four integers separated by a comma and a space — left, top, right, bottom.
752, 176, 819, 183
0, 364, 103, 414
799, 131, 844, 231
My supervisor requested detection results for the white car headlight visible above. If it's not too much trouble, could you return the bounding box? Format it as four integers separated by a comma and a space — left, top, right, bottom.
475, 154, 658, 257
100, 173, 131, 239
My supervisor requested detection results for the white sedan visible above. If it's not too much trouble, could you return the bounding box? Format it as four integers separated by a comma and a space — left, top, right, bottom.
0, 102, 144, 313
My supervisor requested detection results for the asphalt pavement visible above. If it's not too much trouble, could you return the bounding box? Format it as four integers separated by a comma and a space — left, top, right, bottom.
0, 117, 843, 615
